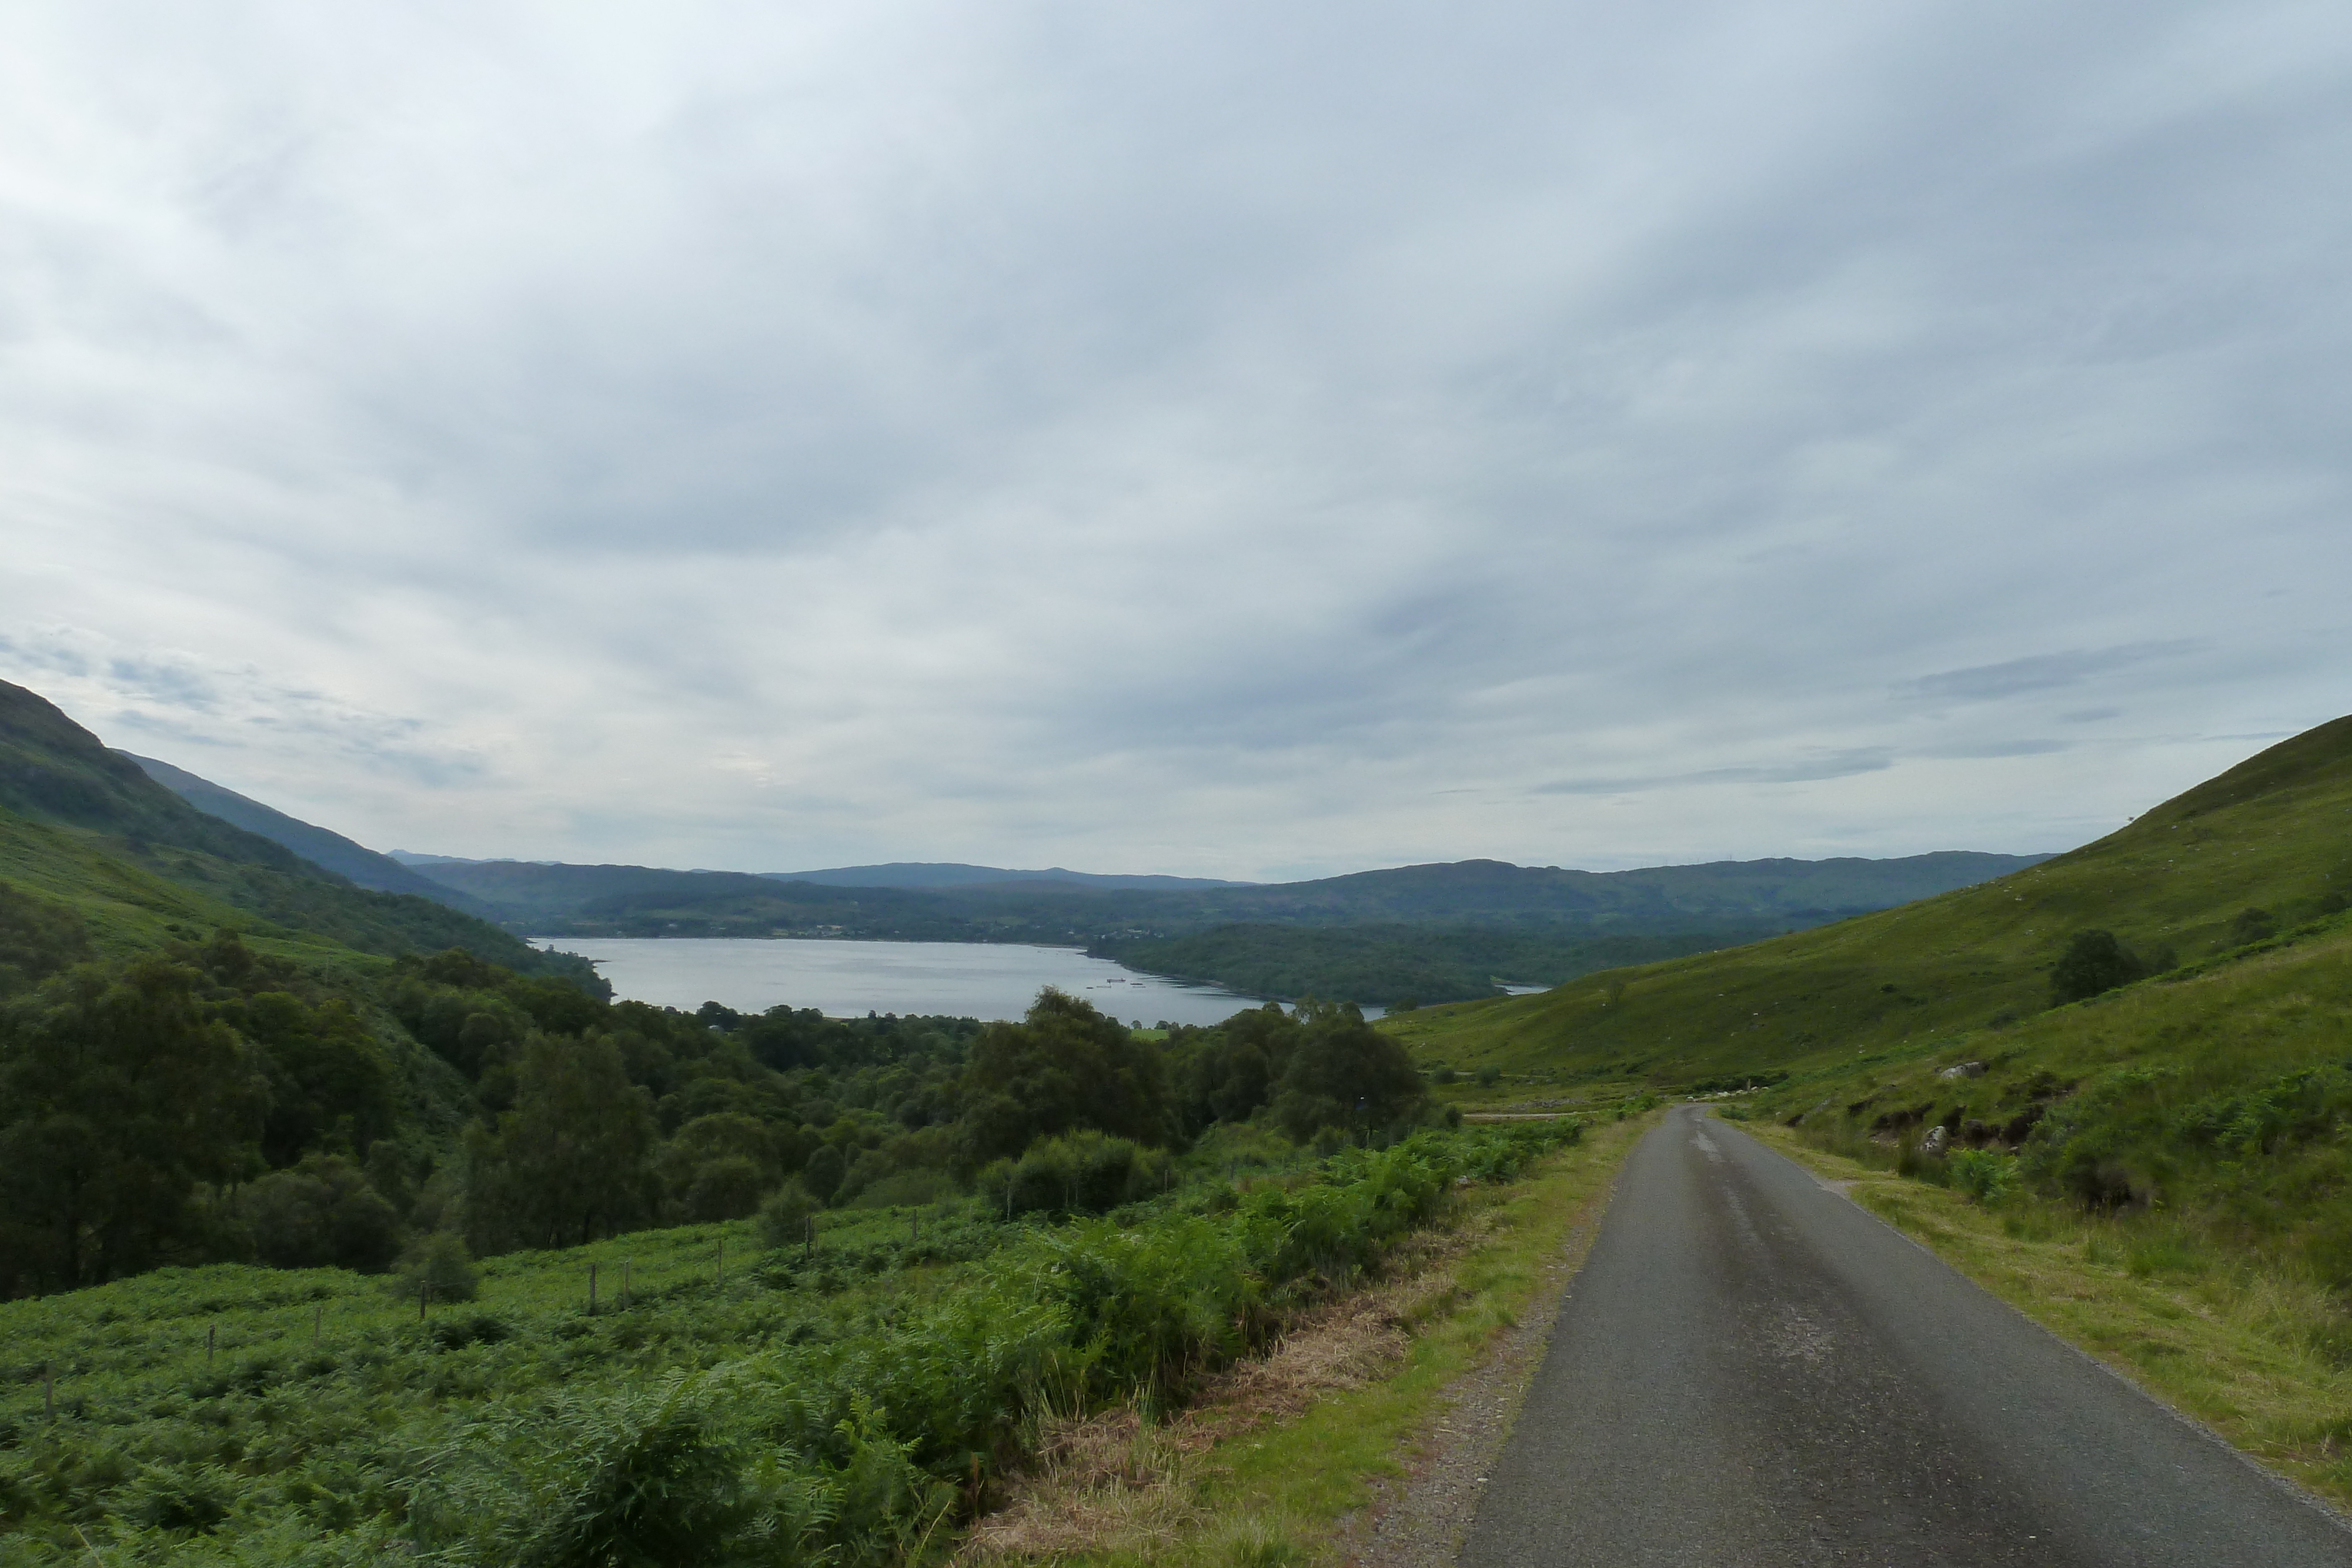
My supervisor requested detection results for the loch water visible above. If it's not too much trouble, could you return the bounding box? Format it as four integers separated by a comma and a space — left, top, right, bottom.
532, 936, 1320, 1025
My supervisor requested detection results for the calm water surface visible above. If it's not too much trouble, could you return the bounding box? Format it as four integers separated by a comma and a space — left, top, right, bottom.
534, 937, 1309, 1026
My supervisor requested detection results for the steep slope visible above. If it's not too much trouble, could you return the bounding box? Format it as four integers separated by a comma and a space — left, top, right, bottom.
122, 751, 501, 914
0, 680, 593, 980
1391, 717, 2352, 1086
1, 685, 329, 875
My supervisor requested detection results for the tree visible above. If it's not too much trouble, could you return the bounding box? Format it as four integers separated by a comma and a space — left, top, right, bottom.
239, 1154, 400, 1270
234, 991, 398, 1166
0, 957, 266, 1293
1268, 999, 1426, 1141
466, 1035, 657, 1252
955, 989, 1176, 1168
2049, 930, 2147, 1007
800, 1143, 846, 1206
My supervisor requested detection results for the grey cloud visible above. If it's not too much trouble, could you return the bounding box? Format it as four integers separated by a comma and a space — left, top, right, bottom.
0, 4, 2348, 875
1916, 739, 2074, 760
1536, 750, 1896, 797
1892, 644, 2201, 704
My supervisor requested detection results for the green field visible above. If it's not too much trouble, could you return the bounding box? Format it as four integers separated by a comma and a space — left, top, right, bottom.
0, 1125, 1578, 1565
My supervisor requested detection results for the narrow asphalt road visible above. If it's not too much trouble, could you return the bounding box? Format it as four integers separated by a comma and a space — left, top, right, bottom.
1462, 1105, 2352, 1567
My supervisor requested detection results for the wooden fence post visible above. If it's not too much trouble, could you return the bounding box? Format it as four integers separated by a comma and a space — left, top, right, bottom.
589, 1261, 599, 1316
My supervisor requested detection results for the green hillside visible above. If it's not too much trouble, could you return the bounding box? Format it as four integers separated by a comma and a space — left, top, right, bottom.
0, 680, 592, 984
1389, 717, 2352, 1086
1096, 921, 1789, 1007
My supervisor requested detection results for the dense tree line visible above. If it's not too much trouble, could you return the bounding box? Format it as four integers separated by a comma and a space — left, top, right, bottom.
0, 881, 1434, 1298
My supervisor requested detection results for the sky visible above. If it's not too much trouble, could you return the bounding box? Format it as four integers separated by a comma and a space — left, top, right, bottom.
4, 1, 2348, 882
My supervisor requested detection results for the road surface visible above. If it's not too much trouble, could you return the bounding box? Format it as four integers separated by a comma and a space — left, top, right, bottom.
1462, 1105, 2352, 1567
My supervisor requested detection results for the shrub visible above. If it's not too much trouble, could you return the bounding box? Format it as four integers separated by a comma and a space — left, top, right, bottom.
396, 1231, 480, 1304
2050, 930, 2147, 1005
2229, 907, 2278, 947
757, 1181, 821, 1250
1948, 1148, 2016, 1202
987, 1130, 1173, 1217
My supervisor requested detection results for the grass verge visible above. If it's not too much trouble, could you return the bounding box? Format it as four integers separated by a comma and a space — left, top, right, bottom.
1743, 1119, 2352, 1511
967, 1111, 1656, 1567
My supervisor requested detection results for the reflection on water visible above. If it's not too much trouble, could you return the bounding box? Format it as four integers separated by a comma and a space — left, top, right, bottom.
533, 937, 1316, 1026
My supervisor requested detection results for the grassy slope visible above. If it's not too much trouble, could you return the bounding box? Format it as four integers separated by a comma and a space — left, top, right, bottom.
1387, 717, 2352, 1088
0, 811, 358, 971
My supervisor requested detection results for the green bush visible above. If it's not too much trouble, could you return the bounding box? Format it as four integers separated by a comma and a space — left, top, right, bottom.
756, 1181, 820, 1250
2050, 930, 2147, 1005
1947, 1148, 2016, 1202
982, 1130, 1173, 1218
395, 1230, 480, 1304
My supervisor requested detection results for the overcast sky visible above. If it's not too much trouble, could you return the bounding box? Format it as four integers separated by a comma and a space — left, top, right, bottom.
4, 2, 2347, 881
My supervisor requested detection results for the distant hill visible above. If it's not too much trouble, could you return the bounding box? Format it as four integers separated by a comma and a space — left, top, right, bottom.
762, 861, 1254, 892
1120, 852, 2052, 928
401, 858, 960, 937
121, 753, 502, 917
395, 841, 2049, 964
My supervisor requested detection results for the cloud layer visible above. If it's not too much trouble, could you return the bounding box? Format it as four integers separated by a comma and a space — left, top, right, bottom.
4, 1, 2347, 878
